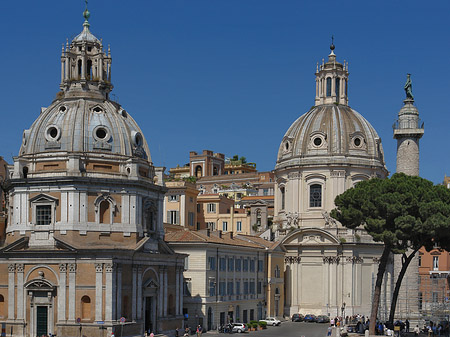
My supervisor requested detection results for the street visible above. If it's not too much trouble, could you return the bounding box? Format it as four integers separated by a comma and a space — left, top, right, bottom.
205, 321, 329, 337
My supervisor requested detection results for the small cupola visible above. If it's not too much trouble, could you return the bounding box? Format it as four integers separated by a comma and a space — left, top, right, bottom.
314, 38, 349, 106
59, 3, 113, 99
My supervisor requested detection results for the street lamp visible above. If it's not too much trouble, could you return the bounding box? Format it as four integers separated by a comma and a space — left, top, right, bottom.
341, 302, 346, 320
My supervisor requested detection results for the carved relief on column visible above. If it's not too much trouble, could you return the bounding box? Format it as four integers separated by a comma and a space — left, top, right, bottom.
284, 256, 301, 264
68, 263, 77, 273
323, 256, 340, 264
59, 263, 67, 272
346, 256, 363, 264
16, 264, 24, 273
105, 263, 114, 273
8, 264, 16, 273
95, 263, 104, 273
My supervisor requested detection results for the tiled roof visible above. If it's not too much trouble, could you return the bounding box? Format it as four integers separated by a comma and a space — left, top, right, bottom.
165, 230, 263, 249
240, 195, 274, 201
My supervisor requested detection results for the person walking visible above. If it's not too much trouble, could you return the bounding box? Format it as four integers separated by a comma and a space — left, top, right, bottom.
406, 320, 410, 333
196, 325, 202, 337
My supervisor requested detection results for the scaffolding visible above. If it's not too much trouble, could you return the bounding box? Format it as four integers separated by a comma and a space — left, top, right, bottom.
418, 271, 450, 324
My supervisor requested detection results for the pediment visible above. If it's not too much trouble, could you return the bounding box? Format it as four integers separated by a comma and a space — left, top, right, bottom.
143, 278, 159, 288
281, 228, 340, 246
29, 193, 59, 204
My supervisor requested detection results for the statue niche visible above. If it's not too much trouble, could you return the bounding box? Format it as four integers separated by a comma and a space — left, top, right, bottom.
142, 198, 157, 236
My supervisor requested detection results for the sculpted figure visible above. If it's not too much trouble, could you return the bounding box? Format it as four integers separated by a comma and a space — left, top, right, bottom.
404, 73, 414, 99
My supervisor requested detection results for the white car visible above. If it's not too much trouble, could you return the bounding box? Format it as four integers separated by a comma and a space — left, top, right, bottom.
232, 323, 248, 333
259, 317, 281, 326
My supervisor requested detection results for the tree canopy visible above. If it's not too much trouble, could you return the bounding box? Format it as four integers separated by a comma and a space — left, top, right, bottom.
331, 173, 450, 333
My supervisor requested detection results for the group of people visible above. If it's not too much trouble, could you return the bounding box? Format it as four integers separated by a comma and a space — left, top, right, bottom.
174, 325, 203, 337
424, 321, 450, 337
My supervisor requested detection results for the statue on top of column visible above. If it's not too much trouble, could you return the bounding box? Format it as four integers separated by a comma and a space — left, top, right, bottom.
404, 73, 414, 100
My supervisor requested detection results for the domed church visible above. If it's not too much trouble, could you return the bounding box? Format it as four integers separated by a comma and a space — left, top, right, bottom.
0, 7, 184, 337
274, 44, 392, 317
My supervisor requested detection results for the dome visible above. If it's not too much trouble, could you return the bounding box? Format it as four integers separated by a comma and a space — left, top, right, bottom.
20, 98, 151, 161
276, 104, 386, 170
276, 46, 386, 173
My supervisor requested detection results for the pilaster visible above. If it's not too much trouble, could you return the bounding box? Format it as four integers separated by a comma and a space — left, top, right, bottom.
95, 263, 103, 321
58, 264, 67, 322
8, 264, 15, 320
68, 263, 77, 321
16, 264, 24, 320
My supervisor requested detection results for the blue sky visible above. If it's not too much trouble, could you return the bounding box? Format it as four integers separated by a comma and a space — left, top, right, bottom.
0, 1, 449, 184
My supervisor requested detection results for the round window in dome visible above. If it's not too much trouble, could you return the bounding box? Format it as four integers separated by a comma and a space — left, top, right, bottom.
93, 126, 111, 142
313, 137, 322, 147
44, 125, 61, 142
354, 137, 361, 147
131, 131, 143, 147
59, 106, 67, 113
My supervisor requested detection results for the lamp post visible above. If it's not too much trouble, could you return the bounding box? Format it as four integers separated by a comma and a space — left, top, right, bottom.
341, 302, 346, 321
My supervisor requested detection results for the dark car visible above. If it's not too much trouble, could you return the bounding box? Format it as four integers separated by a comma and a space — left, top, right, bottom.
292, 314, 304, 322
316, 315, 330, 323
304, 314, 317, 322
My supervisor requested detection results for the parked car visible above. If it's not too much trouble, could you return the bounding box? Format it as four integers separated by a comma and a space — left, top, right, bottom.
259, 317, 281, 326
316, 315, 330, 323
232, 323, 248, 333
292, 313, 304, 322
304, 314, 317, 322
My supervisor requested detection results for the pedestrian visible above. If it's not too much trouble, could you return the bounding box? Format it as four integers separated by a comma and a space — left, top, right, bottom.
196, 325, 202, 337
175, 327, 179, 337
406, 320, 410, 333
414, 325, 420, 336
150, 332, 154, 337
328, 326, 332, 336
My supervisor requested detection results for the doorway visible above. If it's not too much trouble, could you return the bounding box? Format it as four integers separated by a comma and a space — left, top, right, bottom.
144, 297, 153, 334
36, 306, 48, 336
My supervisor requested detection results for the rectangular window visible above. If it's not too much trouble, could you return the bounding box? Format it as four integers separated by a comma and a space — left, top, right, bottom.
432, 292, 439, 303
207, 203, 216, 213
243, 281, 249, 294
418, 255, 422, 267
227, 281, 234, 295
208, 257, 216, 271
167, 210, 179, 225
257, 281, 262, 294
258, 260, 263, 272
418, 292, 423, 310
249, 280, 255, 294
243, 259, 249, 272
219, 281, 226, 296
188, 212, 194, 226
209, 280, 216, 297
219, 258, 226, 271
250, 259, 255, 272
236, 221, 242, 232
228, 257, 234, 271
222, 221, 228, 232
250, 309, 254, 321
36, 205, 52, 225
310, 184, 322, 208
433, 256, 439, 270
169, 195, 179, 202
235, 258, 241, 271
263, 189, 269, 196
236, 281, 240, 295
197, 204, 201, 213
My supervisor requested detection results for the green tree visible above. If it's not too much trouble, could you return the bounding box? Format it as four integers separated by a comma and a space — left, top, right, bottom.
239, 156, 247, 164
331, 173, 450, 334
232, 155, 239, 161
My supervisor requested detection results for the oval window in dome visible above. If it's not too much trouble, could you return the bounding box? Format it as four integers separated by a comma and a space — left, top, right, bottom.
45, 125, 60, 142
313, 137, 322, 147
285, 142, 289, 151
93, 106, 103, 113
354, 137, 361, 147
96, 128, 107, 139
59, 106, 67, 112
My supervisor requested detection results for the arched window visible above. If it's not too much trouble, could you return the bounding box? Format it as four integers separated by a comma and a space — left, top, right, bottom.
78, 59, 82, 78
213, 166, 218, 176
87, 60, 93, 80
195, 165, 203, 178
310, 184, 322, 207
0, 294, 4, 318
256, 209, 261, 226
335, 77, 340, 99
81, 295, 91, 320
99, 200, 110, 224
280, 187, 285, 210
326, 78, 332, 97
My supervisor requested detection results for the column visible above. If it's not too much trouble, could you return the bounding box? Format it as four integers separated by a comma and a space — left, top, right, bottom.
175, 268, 180, 316
116, 266, 122, 319
105, 263, 115, 322
58, 264, 67, 322
163, 267, 168, 316
158, 267, 164, 317
137, 267, 143, 320
68, 263, 77, 321
95, 263, 103, 321
292, 262, 298, 308
16, 264, 24, 320
132, 266, 137, 320
61, 59, 65, 83
180, 195, 186, 226
65, 56, 69, 80
178, 266, 182, 315
8, 264, 15, 320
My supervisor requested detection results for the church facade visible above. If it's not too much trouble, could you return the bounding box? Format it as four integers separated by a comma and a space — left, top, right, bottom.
273, 45, 393, 318
0, 8, 183, 337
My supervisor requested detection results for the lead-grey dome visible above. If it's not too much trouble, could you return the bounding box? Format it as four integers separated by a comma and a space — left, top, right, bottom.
20, 98, 151, 161
276, 104, 386, 171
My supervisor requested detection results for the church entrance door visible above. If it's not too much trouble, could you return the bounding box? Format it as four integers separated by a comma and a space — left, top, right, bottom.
36, 306, 48, 336
144, 297, 154, 334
